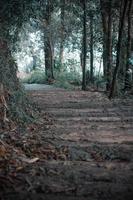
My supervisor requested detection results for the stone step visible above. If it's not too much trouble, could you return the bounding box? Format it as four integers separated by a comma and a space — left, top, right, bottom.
55, 116, 133, 123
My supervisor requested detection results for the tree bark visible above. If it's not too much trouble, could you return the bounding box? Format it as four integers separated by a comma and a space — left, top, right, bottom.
106, 0, 113, 91
44, 0, 54, 81
0, 38, 19, 91
82, 0, 87, 91
0, 22, 20, 125
125, 0, 133, 90
59, 0, 65, 66
32, 55, 37, 70
100, 0, 113, 91
90, 13, 94, 84
100, 0, 108, 77
109, 0, 129, 98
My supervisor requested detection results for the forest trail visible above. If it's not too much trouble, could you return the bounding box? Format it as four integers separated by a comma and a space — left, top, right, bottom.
26, 85, 133, 200
1, 85, 133, 200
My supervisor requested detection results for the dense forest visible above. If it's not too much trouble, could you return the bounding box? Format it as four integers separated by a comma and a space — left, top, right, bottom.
0, 0, 133, 199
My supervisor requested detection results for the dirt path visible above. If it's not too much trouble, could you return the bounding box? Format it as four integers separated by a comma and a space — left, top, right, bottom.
1, 85, 133, 200
26, 85, 133, 199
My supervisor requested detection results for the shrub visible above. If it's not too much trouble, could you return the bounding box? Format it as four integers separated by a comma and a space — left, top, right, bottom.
22, 70, 46, 84
53, 70, 81, 89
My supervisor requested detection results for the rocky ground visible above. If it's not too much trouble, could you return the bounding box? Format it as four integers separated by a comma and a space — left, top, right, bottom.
0, 84, 133, 200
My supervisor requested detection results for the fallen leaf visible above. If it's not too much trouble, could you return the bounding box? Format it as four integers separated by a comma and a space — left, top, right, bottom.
16, 166, 24, 171
0, 145, 7, 157
21, 157, 39, 163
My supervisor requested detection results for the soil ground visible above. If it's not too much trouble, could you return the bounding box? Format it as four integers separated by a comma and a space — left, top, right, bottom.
1, 84, 133, 200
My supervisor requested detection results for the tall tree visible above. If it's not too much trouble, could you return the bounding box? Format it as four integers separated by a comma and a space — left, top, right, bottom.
106, 0, 113, 91
44, 0, 54, 80
125, 0, 133, 89
89, 11, 94, 83
109, 0, 129, 98
100, 0, 113, 91
59, 0, 65, 66
0, 0, 32, 124
82, 0, 87, 90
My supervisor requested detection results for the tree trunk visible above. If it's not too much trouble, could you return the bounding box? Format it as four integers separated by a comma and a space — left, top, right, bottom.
45, 38, 54, 80
90, 13, 94, 84
125, 0, 133, 90
82, 0, 87, 91
100, 0, 108, 77
106, 0, 113, 91
0, 23, 20, 125
59, 0, 65, 66
32, 55, 37, 71
109, 0, 129, 98
100, 0, 113, 91
0, 39, 19, 91
44, 0, 54, 81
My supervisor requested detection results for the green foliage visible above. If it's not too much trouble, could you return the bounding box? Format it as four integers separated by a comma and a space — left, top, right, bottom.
94, 76, 106, 89
54, 69, 82, 89
54, 78, 74, 90
54, 59, 62, 72
22, 60, 82, 89
22, 70, 46, 84
0, 0, 33, 41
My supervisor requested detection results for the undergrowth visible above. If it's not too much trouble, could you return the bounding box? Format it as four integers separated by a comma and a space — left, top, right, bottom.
22, 69, 82, 89
53, 71, 81, 89
22, 70, 46, 84
8, 85, 37, 125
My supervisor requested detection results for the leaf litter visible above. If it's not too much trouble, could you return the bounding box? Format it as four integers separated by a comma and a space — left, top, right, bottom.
1, 87, 133, 199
